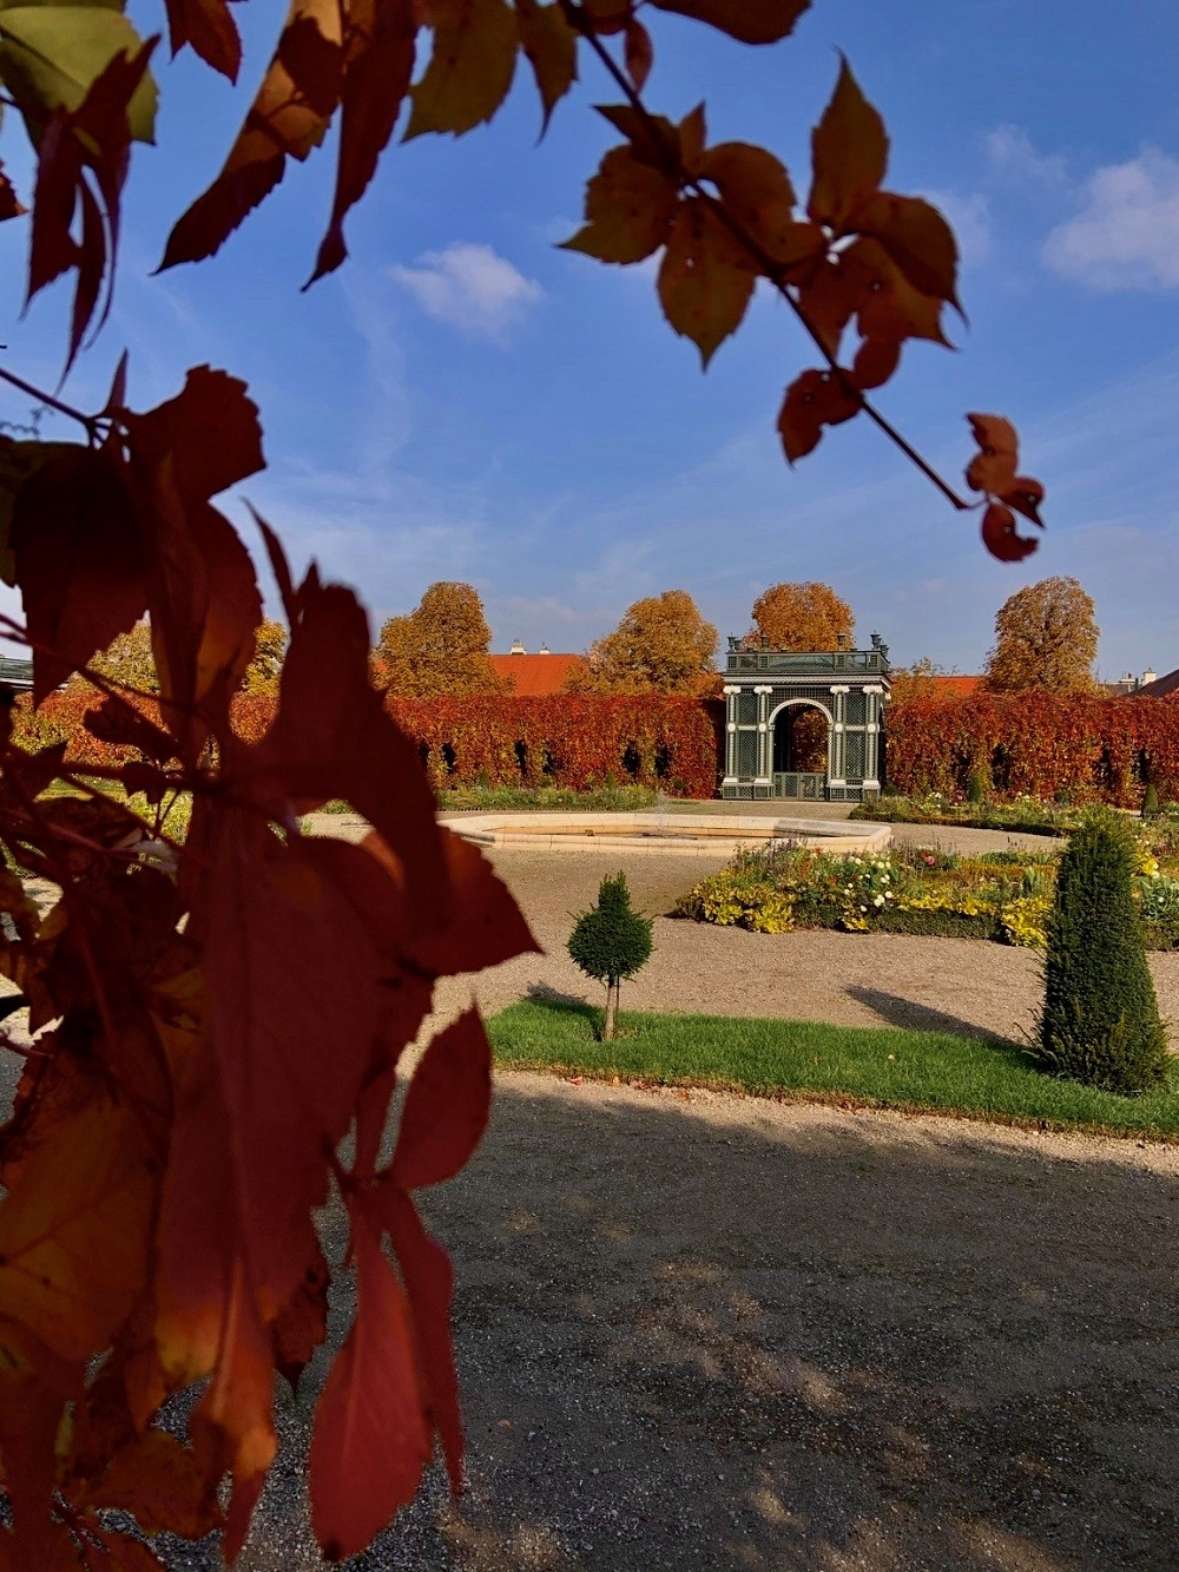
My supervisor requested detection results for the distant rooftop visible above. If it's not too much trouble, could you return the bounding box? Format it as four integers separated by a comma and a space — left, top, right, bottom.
489, 651, 585, 697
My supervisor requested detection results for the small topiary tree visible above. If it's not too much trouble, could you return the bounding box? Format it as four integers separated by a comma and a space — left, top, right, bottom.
967, 768, 987, 806
567, 872, 654, 1041
1143, 782, 1160, 819
1034, 810, 1168, 1093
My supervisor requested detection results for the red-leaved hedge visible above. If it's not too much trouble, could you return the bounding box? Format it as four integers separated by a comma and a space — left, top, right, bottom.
18, 684, 1179, 807
14, 689, 723, 799
885, 693, 1179, 806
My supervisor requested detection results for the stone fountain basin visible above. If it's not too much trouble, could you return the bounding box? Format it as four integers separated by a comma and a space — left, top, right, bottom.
443, 812, 891, 859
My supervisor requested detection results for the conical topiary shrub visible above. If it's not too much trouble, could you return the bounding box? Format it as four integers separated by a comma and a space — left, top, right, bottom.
567, 871, 653, 1041
1034, 810, 1168, 1093
1142, 782, 1159, 819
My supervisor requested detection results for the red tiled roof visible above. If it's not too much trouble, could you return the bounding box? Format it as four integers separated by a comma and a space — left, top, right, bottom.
490, 652, 586, 696
925, 675, 985, 699
1135, 666, 1179, 699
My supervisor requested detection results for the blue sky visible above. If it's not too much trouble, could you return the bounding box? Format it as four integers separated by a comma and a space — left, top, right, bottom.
2, 0, 1178, 678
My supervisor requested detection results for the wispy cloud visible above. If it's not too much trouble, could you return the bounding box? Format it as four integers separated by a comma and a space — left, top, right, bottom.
1043, 146, 1179, 290
985, 124, 1068, 185
390, 242, 543, 344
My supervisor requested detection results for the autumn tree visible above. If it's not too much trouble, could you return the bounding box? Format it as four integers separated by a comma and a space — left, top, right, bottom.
376, 582, 509, 698
985, 577, 1099, 694
0, 0, 1047, 1565
74, 618, 288, 695
889, 656, 959, 705
569, 590, 717, 694
749, 581, 854, 650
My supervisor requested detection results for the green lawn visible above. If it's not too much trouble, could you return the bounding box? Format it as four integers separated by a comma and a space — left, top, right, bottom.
488, 998, 1179, 1141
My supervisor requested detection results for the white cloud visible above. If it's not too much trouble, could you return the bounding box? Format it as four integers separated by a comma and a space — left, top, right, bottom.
1043, 146, 1179, 290
985, 124, 1067, 185
919, 189, 992, 267
389, 242, 543, 343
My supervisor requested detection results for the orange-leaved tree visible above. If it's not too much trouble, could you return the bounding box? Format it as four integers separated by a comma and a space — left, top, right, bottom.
749, 581, 854, 650
985, 577, 1099, 694
376, 582, 510, 697
568, 589, 718, 693
0, 0, 1046, 1564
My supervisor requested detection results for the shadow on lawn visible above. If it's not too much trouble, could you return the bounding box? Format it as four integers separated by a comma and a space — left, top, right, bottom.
237, 1078, 1179, 1572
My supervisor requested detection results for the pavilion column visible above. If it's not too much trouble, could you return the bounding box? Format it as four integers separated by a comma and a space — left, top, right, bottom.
828, 685, 849, 784
722, 684, 740, 783
754, 685, 773, 785
863, 684, 883, 788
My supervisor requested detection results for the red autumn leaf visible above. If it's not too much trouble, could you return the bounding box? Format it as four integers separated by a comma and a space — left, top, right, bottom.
0, 1322, 78, 1560
582, 0, 631, 35
657, 195, 757, 366
11, 444, 145, 702
404, 0, 519, 140
0, 160, 25, 221
362, 824, 539, 979
966, 415, 1045, 559
844, 237, 950, 347
648, 0, 811, 45
309, 1204, 431, 1561
160, 0, 344, 269
126, 368, 264, 735
305, 0, 416, 285
777, 368, 859, 463
378, 1185, 463, 1485
980, 500, 1038, 563
624, 17, 653, 91
851, 335, 900, 390
163, 0, 242, 80
965, 411, 1019, 494
91, 1531, 167, 1571
78, 1428, 222, 1538
391, 1008, 492, 1190
272, 1237, 331, 1391
796, 255, 861, 358
515, 0, 577, 133
244, 552, 448, 929
808, 56, 888, 230
27, 40, 157, 375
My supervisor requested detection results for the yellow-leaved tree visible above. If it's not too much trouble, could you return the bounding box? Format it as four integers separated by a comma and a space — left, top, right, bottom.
568, 590, 717, 694
985, 577, 1099, 694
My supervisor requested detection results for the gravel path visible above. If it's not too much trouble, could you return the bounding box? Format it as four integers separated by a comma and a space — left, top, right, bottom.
237, 1081, 1179, 1572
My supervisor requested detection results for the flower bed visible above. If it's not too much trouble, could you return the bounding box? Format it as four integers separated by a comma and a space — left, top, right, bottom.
674, 825, 1179, 950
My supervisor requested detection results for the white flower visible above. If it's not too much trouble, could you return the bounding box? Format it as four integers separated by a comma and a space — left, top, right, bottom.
860, 904, 867, 912
873, 894, 885, 907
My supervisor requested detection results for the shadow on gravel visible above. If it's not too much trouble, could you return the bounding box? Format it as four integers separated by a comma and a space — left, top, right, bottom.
845, 984, 1022, 1046
219, 1075, 1178, 1572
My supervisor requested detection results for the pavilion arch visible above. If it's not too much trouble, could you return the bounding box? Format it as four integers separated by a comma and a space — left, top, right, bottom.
720, 637, 892, 803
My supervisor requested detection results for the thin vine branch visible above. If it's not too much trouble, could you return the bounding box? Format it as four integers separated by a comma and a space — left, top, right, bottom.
0, 366, 101, 437
563, 3, 970, 512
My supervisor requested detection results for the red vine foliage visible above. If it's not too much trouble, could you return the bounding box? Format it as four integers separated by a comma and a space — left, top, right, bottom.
886, 694, 1179, 807
0, 0, 1045, 1563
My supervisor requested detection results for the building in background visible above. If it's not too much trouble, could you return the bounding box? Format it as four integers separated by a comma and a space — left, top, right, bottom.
490, 644, 586, 696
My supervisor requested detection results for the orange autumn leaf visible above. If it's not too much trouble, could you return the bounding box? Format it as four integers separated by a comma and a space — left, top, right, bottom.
160, 0, 344, 269
515, 0, 577, 132
562, 143, 679, 263
404, 0, 519, 140
808, 55, 887, 230
658, 195, 757, 365
163, 0, 242, 80
777, 367, 859, 463
648, 0, 811, 45
0, 1098, 155, 1363
306, 0, 417, 284
390, 1009, 492, 1190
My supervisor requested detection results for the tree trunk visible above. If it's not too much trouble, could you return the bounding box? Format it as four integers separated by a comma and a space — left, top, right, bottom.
603, 978, 618, 1041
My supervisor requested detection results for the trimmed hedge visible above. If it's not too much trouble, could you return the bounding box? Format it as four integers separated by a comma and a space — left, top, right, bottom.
12, 689, 722, 799
884, 692, 1179, 807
